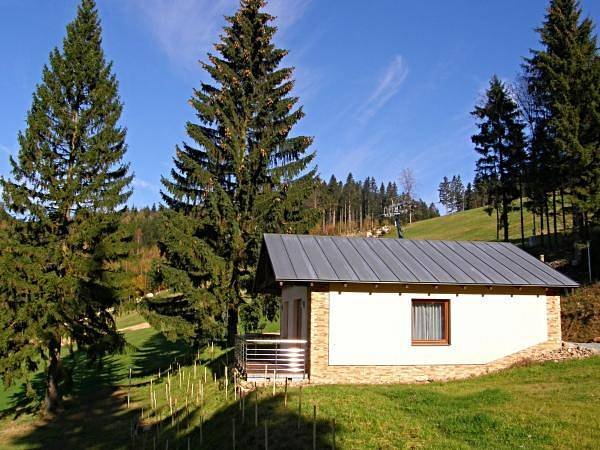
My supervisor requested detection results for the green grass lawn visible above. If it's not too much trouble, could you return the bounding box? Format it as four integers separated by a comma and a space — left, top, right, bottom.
387, 205, 571, 243
1, 319, 599, 449
388, 206, 537, 241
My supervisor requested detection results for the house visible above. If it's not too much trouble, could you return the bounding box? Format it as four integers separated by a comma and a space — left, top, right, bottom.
237, 233, 578, 384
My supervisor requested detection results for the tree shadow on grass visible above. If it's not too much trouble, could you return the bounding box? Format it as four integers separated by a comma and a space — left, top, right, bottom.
134, 388, 336, 450
129, 331, 190, 379
1, 348, 124, 421
3, 330, 190, 449
4, 352, 139, 450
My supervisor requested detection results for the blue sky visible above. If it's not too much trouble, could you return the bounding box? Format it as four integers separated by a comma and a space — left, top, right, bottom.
1, 0, 599, 208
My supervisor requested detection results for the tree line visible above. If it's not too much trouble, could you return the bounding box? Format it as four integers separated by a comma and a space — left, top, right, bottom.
311, 173, 439, 235
470, 0, 600, 248
437, 175, 488, 214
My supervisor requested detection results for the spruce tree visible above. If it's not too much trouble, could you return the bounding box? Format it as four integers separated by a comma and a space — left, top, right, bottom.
438, 176, 451, 213
0, 0, 131, 413
154, 0, 317, 345
472, 76, 527, 242
524, 0, 600, 236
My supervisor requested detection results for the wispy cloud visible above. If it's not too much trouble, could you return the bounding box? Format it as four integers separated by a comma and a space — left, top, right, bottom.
0, 144, 12, 155
130, 0, 230, 74
360, 55, 408, 122
130, 0, 311, 75
265, 0, 312, 36
133, 178, 159, 192
326, 132, 386, 176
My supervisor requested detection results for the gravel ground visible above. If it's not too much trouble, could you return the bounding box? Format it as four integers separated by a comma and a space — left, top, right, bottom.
566, 342, 600, 351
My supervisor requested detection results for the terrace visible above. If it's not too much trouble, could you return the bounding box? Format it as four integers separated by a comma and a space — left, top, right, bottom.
235, 334, 308, 381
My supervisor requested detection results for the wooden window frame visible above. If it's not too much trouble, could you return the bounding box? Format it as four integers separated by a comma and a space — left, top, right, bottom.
411, 299, 450, 346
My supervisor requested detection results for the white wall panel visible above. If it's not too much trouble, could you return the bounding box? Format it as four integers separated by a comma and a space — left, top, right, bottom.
327, 291, 548, 365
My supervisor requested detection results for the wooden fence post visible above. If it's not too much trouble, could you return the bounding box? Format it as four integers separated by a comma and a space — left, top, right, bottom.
312, 405, 317, 450
332, 419, 336, 450
232, 418, 236, 450
264, 419, 268, 450
297, 386, 302, 431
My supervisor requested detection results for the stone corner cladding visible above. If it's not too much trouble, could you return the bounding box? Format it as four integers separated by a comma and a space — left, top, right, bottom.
308, 291, 562, 385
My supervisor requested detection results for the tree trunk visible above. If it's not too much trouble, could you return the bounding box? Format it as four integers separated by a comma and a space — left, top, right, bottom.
226, 306, 238, 347
560, 187, 567, 232
495, 207, 500, 241
545, 200, 552, 249
44, 338, 61, 415
519, 179, 524, 246
552, 190, 558, 246
502, 195, 509, 242
540, 206, 545, 249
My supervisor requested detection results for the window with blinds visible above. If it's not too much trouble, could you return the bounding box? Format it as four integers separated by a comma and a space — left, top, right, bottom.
411, 300, 450, 345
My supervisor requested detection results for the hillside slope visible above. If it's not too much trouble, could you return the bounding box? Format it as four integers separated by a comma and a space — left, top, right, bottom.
396, 206, 537, 242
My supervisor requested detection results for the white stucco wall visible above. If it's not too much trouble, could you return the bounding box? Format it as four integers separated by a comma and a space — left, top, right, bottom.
328, 291, 548, 365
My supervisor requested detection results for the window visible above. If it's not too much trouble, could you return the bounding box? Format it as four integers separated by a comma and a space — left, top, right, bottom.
411, 299, 450, 345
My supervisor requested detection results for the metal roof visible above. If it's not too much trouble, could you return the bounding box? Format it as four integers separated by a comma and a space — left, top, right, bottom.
255, 234, 579, 289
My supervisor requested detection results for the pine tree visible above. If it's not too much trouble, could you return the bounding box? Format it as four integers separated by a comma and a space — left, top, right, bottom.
438, 176, 451, 213
464, 182, 475, 210
524, 0, 600, 238
450, 175, 465, 212
0, 0, 131, 413
154, 0, 317, 345
472, 76, 527, 242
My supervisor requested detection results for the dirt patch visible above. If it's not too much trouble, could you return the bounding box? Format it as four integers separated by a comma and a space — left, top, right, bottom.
118, 322, 151, 332
561, 283, 600, 342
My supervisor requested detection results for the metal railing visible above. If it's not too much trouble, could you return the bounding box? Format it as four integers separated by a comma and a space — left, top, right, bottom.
235, 334, 308, 380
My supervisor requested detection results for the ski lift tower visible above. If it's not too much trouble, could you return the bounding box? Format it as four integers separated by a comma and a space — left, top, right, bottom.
382, 198, 412, 239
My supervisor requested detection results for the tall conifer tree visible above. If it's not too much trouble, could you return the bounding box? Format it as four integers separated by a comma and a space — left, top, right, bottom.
154, 0, 317, 345
472, 76, 527, 242
524, 0, 600, 236
0, 0, 131, 413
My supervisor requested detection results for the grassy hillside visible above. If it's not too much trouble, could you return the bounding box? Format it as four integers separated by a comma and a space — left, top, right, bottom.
395, 206, 538, 242
1, 313, 599, 449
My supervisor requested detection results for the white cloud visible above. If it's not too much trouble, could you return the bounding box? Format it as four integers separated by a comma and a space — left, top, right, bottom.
133, 178, 159, 192
130, 0, 311, 75
0, 144, 12, 155
130, 0, 231, 74
361, 55, 408, 122
265, 0, 312, 36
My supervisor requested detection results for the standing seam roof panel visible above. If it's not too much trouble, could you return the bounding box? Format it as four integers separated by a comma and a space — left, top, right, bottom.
456, 241, 531, 285
380, 239, 440, 283
258, 234, 579, 288
263, 234, 297, 280
296, 235, 339, 280
333, 237, 380, 281
313, 236, 360, 281
414, 240, 480, 284
347, 238, 398, 282
475, 242, 548, 285
447, 241, 515, 284
363, 238, 420, 283
399, 240, 457, 283
425, 240, 488, 284
279, 235, 318, 280
497, 243, 573, 285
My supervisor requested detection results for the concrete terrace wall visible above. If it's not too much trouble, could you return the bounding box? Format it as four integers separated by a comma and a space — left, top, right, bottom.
309, 287, 561, 384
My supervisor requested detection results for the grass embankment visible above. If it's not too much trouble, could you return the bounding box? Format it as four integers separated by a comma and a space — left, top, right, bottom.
1, 313, 599, 449
562, 283, 600, 342
390, 206, 537, 241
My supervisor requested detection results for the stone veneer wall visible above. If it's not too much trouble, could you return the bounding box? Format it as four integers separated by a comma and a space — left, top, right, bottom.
308, 290, 562, 384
